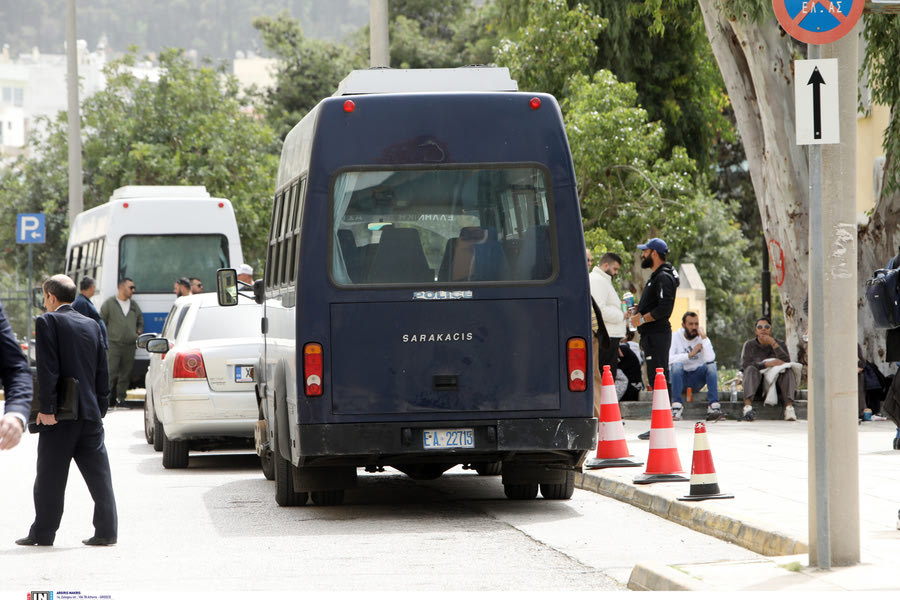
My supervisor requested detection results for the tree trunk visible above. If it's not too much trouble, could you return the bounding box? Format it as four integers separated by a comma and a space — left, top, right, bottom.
858, 113, 899, 367
698, 0, 809, 363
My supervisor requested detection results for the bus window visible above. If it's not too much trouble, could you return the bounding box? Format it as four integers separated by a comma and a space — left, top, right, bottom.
330, 166, 554, 285
118, 234, 230, 293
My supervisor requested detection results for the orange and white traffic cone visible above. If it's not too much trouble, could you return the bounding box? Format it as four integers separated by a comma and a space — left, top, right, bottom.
634, 368, 688, 484
585, 365, 643, 469
678, 422, 734, 501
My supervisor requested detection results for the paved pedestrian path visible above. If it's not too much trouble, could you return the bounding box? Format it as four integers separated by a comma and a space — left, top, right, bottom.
576, 417, 900, 591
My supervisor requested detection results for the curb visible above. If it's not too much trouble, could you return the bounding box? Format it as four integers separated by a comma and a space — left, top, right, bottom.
627, 561, 708, 591
574, 470, 808, 557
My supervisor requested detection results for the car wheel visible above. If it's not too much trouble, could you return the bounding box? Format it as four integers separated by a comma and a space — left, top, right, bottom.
152, 412, 164, 452
539, 471, 575, 500
503, 482, 539, 500
143, 394, 154, 445
162, 433, 189, 469
310, 490, 345, 506
260, 452, 275, 481
274, 450, 307, 507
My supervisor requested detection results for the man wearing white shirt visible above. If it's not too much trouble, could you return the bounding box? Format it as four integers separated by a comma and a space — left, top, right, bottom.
669, 311, 724, 422
589, 252, 626, 378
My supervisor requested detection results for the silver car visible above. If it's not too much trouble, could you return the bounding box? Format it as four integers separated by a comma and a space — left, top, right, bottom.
143, 293, 263, 469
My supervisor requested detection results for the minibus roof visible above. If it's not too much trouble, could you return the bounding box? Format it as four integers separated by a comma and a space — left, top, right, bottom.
334, 67, 518, 96
110, 186, 212, 200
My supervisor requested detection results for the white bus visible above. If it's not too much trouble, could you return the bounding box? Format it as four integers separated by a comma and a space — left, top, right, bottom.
66, 185, 244, 386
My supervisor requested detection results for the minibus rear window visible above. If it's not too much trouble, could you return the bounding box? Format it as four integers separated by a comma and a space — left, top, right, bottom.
331, 166, 554, 285
119, 234, 230, 293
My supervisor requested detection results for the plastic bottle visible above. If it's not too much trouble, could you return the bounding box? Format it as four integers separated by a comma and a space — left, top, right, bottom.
686, 387, 693, 402
730, 381, 737, 403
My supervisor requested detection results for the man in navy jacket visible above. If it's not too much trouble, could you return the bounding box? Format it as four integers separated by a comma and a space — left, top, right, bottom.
71, 276, 108, 348
0, 301, 32, 450
16, 274, 117, 547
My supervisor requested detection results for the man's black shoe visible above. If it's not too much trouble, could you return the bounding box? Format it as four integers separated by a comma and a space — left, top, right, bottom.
15, 537, 52, 546
637, 430, 650, 441
82, 536, 117, 546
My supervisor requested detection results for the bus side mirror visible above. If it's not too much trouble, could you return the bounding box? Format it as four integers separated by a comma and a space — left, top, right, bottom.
253, 279, 264, 305
216, 268, 239, 306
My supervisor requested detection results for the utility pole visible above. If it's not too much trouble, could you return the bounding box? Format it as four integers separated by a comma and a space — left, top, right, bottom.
370, 0, 390, 68
66, 0, 83, 225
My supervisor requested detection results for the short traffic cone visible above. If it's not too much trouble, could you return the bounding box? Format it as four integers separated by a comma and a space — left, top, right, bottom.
634, 368, 689, 484
585, 365, 643, 469
678, 422, 734, 501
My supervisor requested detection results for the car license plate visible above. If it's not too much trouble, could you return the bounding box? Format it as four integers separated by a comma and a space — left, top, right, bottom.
235, 365, 255, 383
423, 428, 474, 449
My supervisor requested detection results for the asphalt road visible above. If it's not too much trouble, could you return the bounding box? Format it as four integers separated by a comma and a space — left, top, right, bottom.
0, 408, 761, 595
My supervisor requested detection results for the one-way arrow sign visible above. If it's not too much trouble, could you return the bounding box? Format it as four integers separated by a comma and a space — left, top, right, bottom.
795, 58, 840, 145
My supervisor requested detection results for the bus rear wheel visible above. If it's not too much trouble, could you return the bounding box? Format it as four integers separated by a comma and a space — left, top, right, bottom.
274, 451, 307, 507
540, 471, 575, 500
503, 483, 538, 500
260, 452, 275, 481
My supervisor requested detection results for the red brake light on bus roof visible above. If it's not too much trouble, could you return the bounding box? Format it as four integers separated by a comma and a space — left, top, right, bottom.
304, 343, 323, 396
123, 202, 129, 208
218, 202, 224, 208
173, 349, 207, 380
343, 100, 356, 113
566, 338, 587, 392
529, 97, 541, 110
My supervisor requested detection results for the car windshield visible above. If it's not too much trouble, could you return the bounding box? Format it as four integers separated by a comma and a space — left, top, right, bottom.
330, 166, 554, 285
188, 303, 260, 341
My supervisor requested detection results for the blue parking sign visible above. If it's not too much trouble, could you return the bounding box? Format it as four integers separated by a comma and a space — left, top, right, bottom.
16, 213, 46, 244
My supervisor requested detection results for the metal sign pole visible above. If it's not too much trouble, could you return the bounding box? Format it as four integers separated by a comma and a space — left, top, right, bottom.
807, 41, 830, 569
27, 244, 33, 346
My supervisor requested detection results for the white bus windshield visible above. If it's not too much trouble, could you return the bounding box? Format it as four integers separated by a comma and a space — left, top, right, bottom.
331, 166, 554, 285
119, 234, 230, 293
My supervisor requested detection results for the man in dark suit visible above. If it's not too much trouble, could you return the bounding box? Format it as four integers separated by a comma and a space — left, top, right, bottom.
16, 274, 117, 547
72, 276, 108, 349
0, 301, 33, 451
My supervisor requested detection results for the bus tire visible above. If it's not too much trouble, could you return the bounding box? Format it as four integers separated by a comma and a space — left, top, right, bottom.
503, 482, 538, 500
540, 471, 575, 500
260, 452, 275, 481
474, 461, 502, 476
162, 435, 189, 469
274, 451, 307, 507
152, 414, 164, 452
310, 490, 345, 506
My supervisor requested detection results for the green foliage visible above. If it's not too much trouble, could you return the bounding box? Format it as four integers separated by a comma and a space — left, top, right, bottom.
253, 12, 362, 140
862, 13, 900, 196
494, 0, 605, 98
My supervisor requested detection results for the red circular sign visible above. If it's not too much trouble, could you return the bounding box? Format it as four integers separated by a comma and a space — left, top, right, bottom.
772, 0, 864, 45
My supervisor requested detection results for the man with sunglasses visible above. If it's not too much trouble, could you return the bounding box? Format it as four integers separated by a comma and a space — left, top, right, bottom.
740, 316, 797, 421
100, 278, 143, 409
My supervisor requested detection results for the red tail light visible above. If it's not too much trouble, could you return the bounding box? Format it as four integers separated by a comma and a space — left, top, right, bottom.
304, 343, 323, 396
173, 349, 207, 379
566, 338, 587, 392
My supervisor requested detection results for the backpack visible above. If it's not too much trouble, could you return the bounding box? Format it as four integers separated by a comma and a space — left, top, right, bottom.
865, 253, 900, 329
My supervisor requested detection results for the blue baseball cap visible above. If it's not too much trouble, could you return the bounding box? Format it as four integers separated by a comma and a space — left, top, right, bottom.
637, 238, 668, 254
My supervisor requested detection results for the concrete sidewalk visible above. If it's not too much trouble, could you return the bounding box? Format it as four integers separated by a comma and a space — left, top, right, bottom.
576, 417, 900, 591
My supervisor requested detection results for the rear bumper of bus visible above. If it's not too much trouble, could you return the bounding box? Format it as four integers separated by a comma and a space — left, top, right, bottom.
293, 417, 597, 467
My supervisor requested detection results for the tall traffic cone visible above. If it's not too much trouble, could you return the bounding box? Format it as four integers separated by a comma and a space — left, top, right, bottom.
585, 365, 643, 469
634, 368, 689, 484
678, 422, 734, 501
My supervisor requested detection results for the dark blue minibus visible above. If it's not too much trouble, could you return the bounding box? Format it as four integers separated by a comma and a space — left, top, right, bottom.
220, 68, 596, 506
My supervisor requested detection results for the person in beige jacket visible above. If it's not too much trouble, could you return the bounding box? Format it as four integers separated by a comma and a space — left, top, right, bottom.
588, 251, 626, 417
